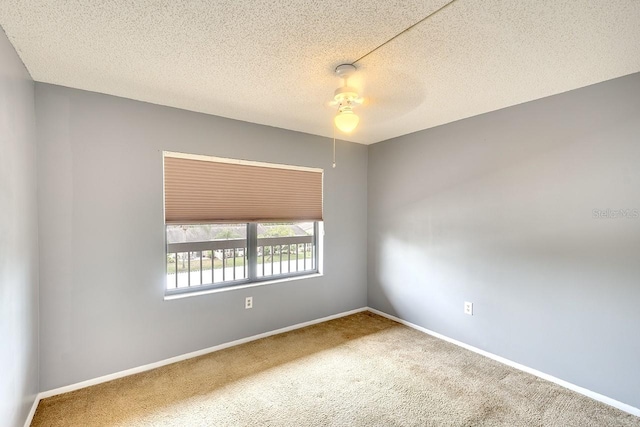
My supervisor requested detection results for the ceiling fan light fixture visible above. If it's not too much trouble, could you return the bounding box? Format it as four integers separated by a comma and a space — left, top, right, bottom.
334, 108, 359, 133
331, 64, 362, 134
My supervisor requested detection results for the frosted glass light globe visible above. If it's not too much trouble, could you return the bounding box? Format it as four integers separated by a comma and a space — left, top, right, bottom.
334, 110, 359, 133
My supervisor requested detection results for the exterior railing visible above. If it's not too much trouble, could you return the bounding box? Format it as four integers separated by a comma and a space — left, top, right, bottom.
166, 235, 315, 290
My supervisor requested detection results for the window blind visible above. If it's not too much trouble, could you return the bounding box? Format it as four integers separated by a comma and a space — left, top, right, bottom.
163, 152, 323, 224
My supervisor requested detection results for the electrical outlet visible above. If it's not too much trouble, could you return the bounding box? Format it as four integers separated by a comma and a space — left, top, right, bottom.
245, 296, 253, 309
464, 301, 473, 316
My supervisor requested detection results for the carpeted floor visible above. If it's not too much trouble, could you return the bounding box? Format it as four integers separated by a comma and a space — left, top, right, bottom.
32, 312, 639, 426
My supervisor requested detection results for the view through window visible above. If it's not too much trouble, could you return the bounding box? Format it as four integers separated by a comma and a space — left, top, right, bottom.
166, 222, 317, 291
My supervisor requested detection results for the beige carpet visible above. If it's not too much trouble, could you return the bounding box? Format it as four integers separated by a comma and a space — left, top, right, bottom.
32, 312, 639, 426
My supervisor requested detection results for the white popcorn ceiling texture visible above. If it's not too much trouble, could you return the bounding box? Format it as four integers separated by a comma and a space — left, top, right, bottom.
1, 0, 639, 144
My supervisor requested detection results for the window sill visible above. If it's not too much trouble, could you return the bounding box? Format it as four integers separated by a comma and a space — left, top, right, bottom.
163, 273, 323, 301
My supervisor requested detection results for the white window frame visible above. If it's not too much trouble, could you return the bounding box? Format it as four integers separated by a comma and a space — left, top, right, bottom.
165, 221, 321, 296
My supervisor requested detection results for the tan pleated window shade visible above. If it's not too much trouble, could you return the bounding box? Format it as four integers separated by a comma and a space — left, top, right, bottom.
164, 152, 323, 224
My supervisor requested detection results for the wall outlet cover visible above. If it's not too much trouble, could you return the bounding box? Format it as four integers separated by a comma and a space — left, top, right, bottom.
464, 301, 473, 316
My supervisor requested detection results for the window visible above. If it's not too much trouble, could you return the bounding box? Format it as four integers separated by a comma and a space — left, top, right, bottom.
163, 152, 322, 294
165, 222, 318, 291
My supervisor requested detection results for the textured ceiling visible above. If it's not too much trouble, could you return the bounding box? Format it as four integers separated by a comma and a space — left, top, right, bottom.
1, 1, 640, 144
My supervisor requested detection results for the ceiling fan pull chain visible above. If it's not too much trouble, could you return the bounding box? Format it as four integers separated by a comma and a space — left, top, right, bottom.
333, 125, 337, 169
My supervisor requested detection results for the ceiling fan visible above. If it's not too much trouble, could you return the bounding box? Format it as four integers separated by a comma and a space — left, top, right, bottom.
326, 0, 458, 167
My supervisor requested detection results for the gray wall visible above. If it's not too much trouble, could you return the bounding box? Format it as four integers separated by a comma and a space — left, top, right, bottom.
0, 29, 39, 426
367, 73, 640, 408
35, 83, 368, 391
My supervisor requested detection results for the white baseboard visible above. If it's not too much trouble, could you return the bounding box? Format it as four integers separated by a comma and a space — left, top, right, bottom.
23, 394, 39, 427
34, 307, 367, 402
366, 307, 640, 418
